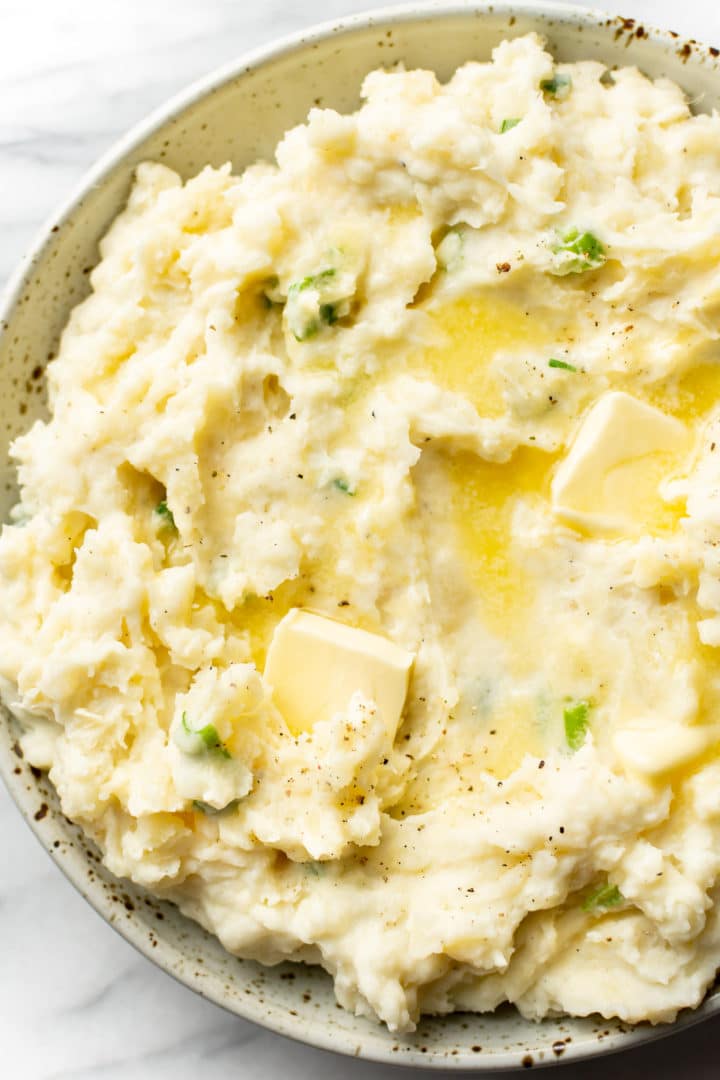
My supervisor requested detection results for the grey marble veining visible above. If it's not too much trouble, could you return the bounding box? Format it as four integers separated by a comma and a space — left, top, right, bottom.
2, 1, 720, 1077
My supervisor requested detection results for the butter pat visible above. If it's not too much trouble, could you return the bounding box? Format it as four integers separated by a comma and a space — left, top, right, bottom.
551, 391, 690, 533
613, 722, 718, 777
264, 609, 414, 736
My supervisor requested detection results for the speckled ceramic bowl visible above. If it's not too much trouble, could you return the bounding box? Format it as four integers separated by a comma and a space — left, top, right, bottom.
3, 2, 720, 1070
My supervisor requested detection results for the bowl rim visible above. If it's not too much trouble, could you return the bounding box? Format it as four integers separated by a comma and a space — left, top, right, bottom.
2, 0, 720, 1070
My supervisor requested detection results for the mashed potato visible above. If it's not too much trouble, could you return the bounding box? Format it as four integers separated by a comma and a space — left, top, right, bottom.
5, 33, 720, 1031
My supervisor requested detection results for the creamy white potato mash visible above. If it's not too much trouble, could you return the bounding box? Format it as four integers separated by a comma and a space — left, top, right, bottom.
6, 33, 720, 1032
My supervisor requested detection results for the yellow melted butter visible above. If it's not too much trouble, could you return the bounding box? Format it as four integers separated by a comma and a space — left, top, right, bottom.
417, 294, 720, 545
237, 579, 306, 670
386, 204, 422, 226
644, 359, 720, 424
396, 694, 546, 807
238, 553, 382, 676
416, 292, 720, 429
408, 293, 720, 783
573, 362, 720, 536
408, 294, 553, 417
569, 449, 689, 538
447, 446, 557, 639
313, 307, 720, 698
442, 449, 555, 777
474, 697, 546, 780
617, 363, 720, 537
245, 291, 720, 777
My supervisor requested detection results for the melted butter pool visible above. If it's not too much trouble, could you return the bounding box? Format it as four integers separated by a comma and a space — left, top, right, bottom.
409, 443, 557, 788
646, 359, 720, 425
439, 448, 557, 778
244, 289, 720, 785
237, 579, 307, 669
566, 447, 690, 538
405, 293, 720, 787
408, 294, 553, 418
447, 445, 557, 642
413, 290, 720, 433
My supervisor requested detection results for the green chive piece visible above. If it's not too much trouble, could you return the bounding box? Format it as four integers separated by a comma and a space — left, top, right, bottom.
564, 700, 591, 751
292, 320, 320, 343
540, 72, 572, 99
436, 227, 465, 272
180, 711, 231, 759
564, 230, 604, 262
290, 268, 336, 294
548, 358, 578, 372
500, 117, 521, 133
154, 500, 177, 533
198, 724, 230, 756
319, 302, 339, 326
287, 268, 342, 341
332, 477, 356, 495
582, 883, 624, 912
551, 227, 606, 276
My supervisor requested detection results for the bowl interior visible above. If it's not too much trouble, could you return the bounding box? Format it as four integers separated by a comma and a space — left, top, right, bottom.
3, 2, 720, 1070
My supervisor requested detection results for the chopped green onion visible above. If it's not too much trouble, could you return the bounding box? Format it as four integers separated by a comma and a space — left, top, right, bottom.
154, 500, 177, 533
332, 477, 356, 495
436, 227, 465, 273
551, 227, 606, 276
564, 230, 604, 262
175, 711, 231, 759
198, 725, 229, 755
292, 322, 320, 343
319, 302, 339, 326
582, 882, 624, 912
548, 358, 578, 372
287, 268, 345, 341
290, 268, 336, 292
540, 72, 572, 100
500, 117, 521, 133
564, 700, 591, 751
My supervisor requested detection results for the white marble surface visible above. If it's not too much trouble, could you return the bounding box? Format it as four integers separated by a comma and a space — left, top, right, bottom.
3, 0, 720, 1076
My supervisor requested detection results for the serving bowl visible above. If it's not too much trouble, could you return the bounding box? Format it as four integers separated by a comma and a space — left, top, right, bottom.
3, 1, 720, 1070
